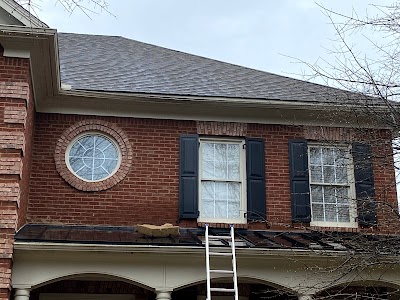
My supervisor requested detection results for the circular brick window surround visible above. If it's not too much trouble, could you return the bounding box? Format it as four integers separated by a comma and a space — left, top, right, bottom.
55, 120, 132, 191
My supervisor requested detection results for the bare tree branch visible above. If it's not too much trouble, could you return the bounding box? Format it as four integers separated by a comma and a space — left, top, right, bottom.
15, 0, 114, 19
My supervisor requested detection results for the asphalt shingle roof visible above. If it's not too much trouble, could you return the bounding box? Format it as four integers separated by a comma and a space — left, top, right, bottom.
57, 32, 356, 103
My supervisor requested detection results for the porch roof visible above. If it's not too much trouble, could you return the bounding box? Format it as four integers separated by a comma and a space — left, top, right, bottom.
15, 224, 398, 253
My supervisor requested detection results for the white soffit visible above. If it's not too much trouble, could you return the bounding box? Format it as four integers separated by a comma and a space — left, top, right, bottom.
0, 6, 23, 26
0, 0, 48, 28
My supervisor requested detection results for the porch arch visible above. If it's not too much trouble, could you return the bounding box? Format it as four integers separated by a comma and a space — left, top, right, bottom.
20, 273, 156, 300
11, 250, 170, 291
173, 275, 299, 295
27, 272, 154, 291
314, 279, 400, 296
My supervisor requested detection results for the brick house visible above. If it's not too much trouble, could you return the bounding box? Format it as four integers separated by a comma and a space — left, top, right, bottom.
0, 1, 399, 300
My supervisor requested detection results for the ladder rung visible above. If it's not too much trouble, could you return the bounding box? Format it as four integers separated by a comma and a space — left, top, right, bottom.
205, 226, 238, 300
209, 252, 232, 256
208, 235, 232, 239
210, 269, 234, 274
210, 288, 235, 293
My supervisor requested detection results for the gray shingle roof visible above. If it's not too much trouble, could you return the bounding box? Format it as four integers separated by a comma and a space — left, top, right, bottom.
57, 32, 355, 103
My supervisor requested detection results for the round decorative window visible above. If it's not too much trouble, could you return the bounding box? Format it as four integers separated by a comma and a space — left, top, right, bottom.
66, 133, 121, 182
55, 119, 132, 192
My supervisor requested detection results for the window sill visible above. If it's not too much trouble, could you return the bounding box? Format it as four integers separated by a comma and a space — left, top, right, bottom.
310, 221, 358, 228
310, 225, 360, 233
198, 222, 248, 229
198, 217, 247, 225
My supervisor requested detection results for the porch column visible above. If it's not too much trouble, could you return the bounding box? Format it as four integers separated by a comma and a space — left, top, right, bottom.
156, 289, 172, 300
14, 289, 30, 300
298, 294, 313, 300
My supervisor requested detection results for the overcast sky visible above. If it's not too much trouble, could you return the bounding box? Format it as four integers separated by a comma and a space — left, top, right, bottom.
34, 0, 391, 81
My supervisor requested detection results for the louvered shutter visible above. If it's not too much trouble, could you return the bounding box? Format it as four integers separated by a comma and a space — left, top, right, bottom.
179, 135, 199, 219
246, 138, 266, 221
289, 139, 311, 222
352, 142, 377, 226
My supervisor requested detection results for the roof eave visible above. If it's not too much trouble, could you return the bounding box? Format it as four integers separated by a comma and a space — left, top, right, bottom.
13, 240, 350, 259
59, 89, 359, 110
0, 25, 60, 114
0, 25, 393, 130
0, 0, 48, 28
39, 88, 391, 129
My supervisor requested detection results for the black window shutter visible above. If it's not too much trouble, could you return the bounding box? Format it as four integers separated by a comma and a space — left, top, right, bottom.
246, 138, 266, 221
352, 142, 377, 226
179, 135, 199, 219
289, 139, 311, 222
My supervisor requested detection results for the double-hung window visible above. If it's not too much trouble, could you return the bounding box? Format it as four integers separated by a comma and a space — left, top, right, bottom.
308, 144, 357, 228
199, 138, 246, 224
179, 134, 265, 222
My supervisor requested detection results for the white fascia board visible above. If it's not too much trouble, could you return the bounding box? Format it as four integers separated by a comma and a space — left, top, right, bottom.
57, 89, 392, 115
39, 90, 392, 129
59, 89, 349, 110
0, 24, 56, 35
0, 0, 48, 28
13, 241, 349, 259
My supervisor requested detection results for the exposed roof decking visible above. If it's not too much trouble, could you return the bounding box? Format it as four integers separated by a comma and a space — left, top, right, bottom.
16, 224, 400, 254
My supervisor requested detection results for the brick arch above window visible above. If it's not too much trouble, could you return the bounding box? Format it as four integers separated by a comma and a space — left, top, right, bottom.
196, 121, 247, 136
55, 120, 132, 192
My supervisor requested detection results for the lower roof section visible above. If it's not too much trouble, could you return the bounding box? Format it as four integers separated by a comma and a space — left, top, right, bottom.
15, 224, 400, 254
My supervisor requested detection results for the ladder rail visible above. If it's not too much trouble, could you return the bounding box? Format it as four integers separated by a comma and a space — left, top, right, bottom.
230, 225, 239, 300
205, 224, 239, 300
205, 224, 211, 300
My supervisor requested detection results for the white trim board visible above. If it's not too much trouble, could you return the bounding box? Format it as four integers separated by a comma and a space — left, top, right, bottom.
197, 296, 248, 300
0, 0, 48, 27
40, 294, 135, 300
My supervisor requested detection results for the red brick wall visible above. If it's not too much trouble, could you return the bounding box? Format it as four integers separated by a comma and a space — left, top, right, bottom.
0, 47, 34, 300
17, 83, 34, 229
370, 130, 398, 233
247, 123, 302, 229
28, 114, 197, 226
27, 115, 303, 230
27, 114, 398, 233
28, 115, 283, 227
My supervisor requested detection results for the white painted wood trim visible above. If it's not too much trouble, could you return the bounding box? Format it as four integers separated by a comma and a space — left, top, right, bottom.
198, 138, 247, 224
0, 0, 48, 28
40, 294, 135, 300
3, 48, 30, 58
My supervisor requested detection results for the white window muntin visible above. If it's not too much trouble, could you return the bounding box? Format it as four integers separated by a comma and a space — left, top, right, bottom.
65, 132, 122, 183
308, 144, 357, 228
198, 138, 246, 224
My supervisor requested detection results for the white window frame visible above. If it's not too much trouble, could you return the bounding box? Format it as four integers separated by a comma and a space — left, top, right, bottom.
198, 137, 247, 224
308, 143, 358, 228
65, 131, 122, 183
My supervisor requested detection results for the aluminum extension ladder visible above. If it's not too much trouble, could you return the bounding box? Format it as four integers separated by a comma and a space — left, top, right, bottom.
205, 224, 239, 300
